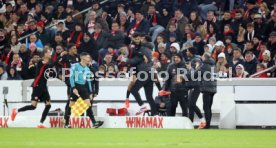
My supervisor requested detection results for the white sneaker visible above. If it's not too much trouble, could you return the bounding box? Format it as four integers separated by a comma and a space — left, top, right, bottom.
135, 105, 148, 115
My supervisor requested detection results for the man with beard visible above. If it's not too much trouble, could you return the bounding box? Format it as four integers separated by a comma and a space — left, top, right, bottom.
121, 33, 157, 116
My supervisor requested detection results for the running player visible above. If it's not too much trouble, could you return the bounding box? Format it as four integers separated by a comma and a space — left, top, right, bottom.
11, 48, 57, 128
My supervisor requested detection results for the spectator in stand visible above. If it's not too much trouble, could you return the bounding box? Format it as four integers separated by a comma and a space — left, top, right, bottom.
165, 23, 182, 43
105, 64, 117, 78
0, 64, 8, 80
98, 65, 106, 78
19, 44, 30, 64
166, 32, 178, 51
169, 42, 180, 59
266, 12, 276, 38
206, 37, 216, 54
53, 4, 67, 20
237, 23, 246, 49
10, 35, 21, 53
224, 36, 237, 62
36, 21, 50, 46
223, 24, 235, 43
244, 51, 259, 76
218, 64, 230, 78
65, 14, 77, 31
231, 10, 246, 35
212, 41, 225, 62
92, 23, 109, 64
245, 23, 255, 42
167, 9, 189, 38
154, 35, 166, 51
253, 63, 268, 78
114, 4, 126, 26
261, 50, 275, 77
68, 23, 84, 49
220, 11, 232, 34
268, 32, 276, 59
85, 10, 109, 34
235, 64, 249, 78
107, 22, 125, 50
244, 41, 259, 57
119, 12, 130, 34
9, 53, 27, 79
55, 21, 70, 41
229, 48, 244, 75
253, 13, 266, 40
26, 34, 43, 52
198, 1, 218, 20
258, 42, 267, 61
78, 32, 98, 61
157, 52, 171, 78
216, 52, 227, 72
27, 52, 41, 79
91, 1, 103, 17
127, 10, 150, 37
189, 11, 202, 32
206, 22, 221, 41
147, 4, 165, 42
126, 8, 135, 25
193, 32, 206, 56
157, 43, 167, 54
18, 3, 29, 24
159, 8, 170, 29
73, 0, 89, 12
101, 10, 113, 30
101, 54, 118, 72
7, 67, 22, 80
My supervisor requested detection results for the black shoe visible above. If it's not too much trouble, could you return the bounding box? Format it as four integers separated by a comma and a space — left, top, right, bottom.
93, 121, 104, 128
203, 126, 210, 129
64, 125, 72, 128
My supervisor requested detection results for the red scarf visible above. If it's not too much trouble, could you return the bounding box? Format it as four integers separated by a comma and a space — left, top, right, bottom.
5, 51, 13, 64
153, 12, 157, 25
129, 21, 141, 37
223, 30, 234, 36
11, 58, 22, 69
52, 53, 57, 62
69, 31, 83, 48
93, 32, 100, 40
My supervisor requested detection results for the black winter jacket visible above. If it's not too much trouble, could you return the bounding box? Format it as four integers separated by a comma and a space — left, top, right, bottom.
199, 58, 217, 93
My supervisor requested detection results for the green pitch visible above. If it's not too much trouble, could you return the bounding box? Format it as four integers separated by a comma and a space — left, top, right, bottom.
0, 128, 276, 148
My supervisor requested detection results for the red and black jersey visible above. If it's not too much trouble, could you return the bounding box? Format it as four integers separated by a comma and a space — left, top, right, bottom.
57, 54, 79, 86
32, 60, 55, 88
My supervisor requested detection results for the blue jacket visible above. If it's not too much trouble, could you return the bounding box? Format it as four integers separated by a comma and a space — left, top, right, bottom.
70, 63, 93, 93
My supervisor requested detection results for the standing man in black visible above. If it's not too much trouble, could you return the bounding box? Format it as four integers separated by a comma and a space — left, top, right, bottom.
199, 53, 217, 129
163, 53, 189, 117
186, 47, 205, 125
57, 43, 79, 128
122, 33, 157, 116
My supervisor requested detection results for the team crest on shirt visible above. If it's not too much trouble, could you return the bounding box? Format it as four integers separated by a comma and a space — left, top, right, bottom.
172, 69, 176, 74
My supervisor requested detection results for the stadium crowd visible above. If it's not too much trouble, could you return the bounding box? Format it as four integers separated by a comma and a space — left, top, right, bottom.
0, 0, 276, 80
